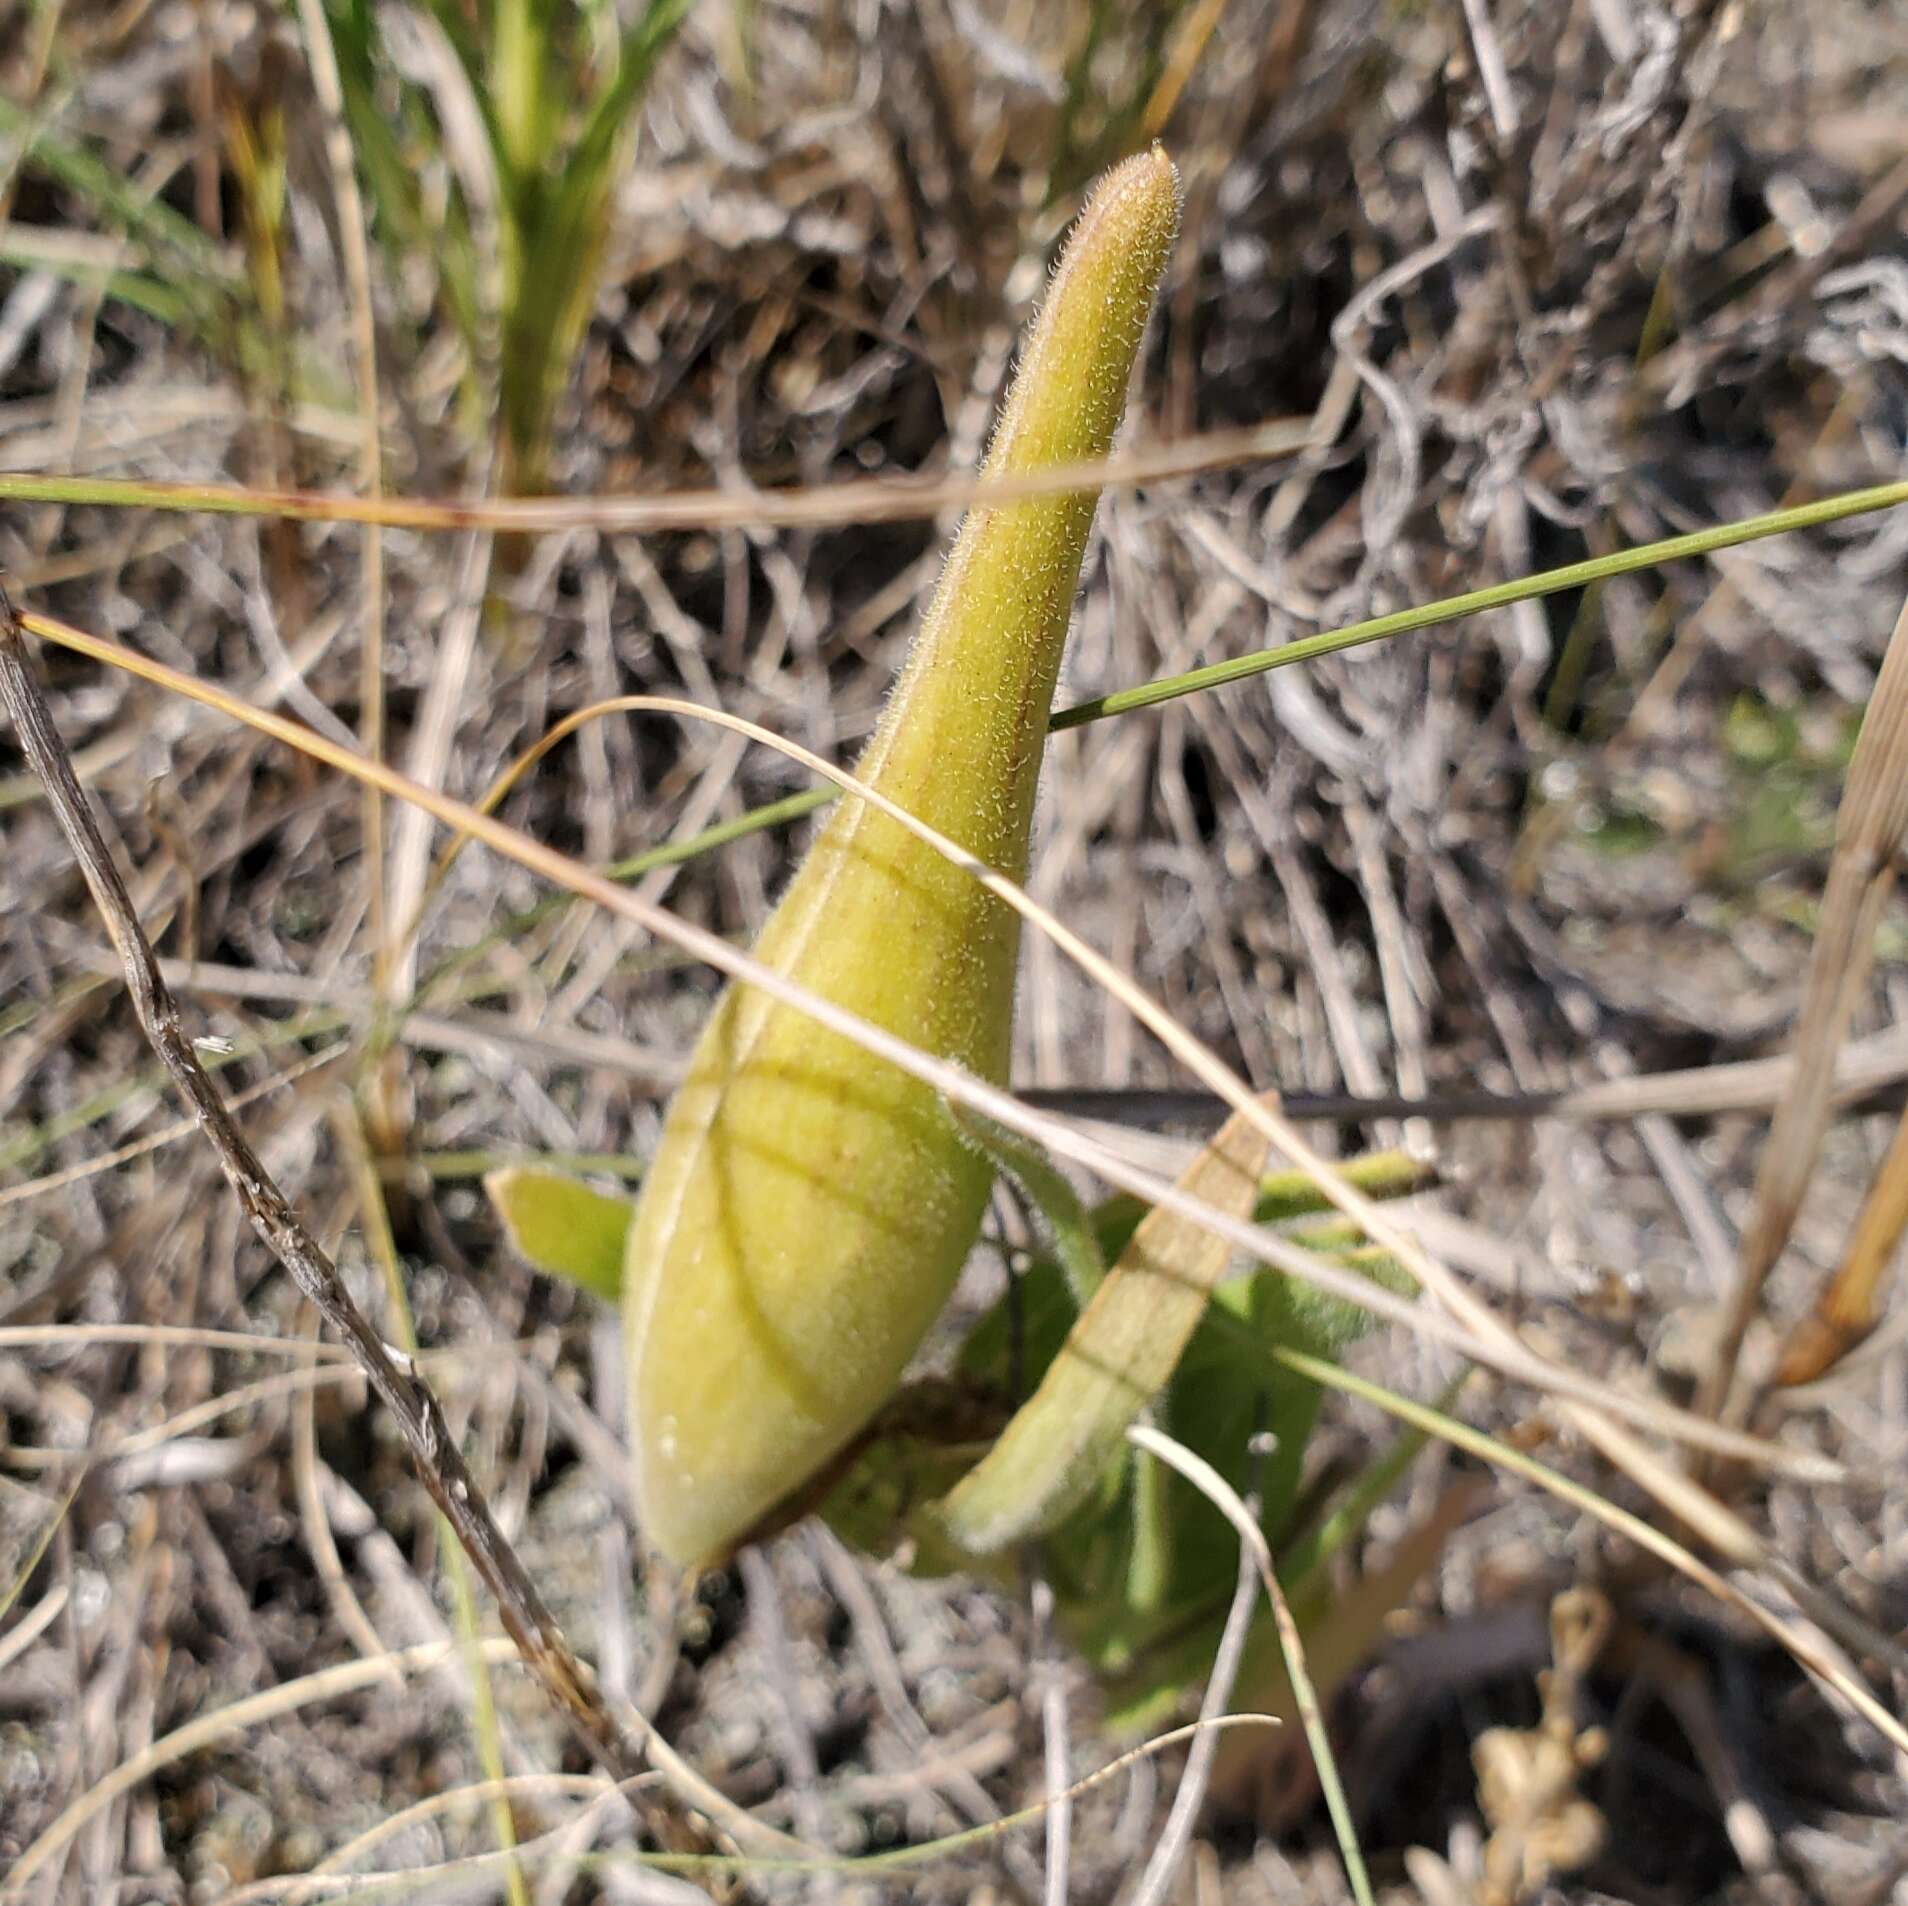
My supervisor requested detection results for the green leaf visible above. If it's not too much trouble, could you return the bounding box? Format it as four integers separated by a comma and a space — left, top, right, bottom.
0, 95, 237, 296
485, 1166, 632, 1300
0, 240, 193, 326
936, 1093, 1274, 1554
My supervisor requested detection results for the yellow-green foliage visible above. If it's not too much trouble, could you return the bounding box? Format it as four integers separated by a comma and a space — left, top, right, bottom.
622, 148, 1181, 1570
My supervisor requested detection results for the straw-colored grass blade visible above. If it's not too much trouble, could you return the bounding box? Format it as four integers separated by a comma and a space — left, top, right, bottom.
1774, 1093, 1908, 1386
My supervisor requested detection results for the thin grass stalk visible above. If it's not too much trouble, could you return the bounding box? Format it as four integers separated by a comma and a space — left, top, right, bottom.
289, 0, 398, 1179
6, 1638, 525, 1891
0, 580, 734, 1878
1273, 1346, 1908, 1759
1775, 1094, 1908, 1386
334, 1104, 529, 1906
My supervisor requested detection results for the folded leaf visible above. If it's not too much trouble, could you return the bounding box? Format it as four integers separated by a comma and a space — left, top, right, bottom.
1089, 1146, 1434, 1264
621, 149, 1182, 1570
936, 1092, 1274, 1554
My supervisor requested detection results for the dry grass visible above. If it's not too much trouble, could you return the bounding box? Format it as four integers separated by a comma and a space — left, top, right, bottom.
4, 0, 1908, 1900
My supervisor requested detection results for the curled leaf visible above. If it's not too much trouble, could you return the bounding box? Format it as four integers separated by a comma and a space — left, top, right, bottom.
937, 1093, 1275, 1555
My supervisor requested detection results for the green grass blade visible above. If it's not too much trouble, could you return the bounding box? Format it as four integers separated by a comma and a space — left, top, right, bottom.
324, 0, 488, 357
1051, 479, 1908, 728
0, 96, 236, 295
493, 0, 689, 486
406, 786, 833, 1015
0, 471, 1896, 565
0, 236, 194, 324
486, 0, 550, 184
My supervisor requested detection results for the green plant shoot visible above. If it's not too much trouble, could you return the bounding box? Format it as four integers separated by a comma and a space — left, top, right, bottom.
483, 147, 1444, 1678
323, 0, 689, 494
620, 147, 1181, 1570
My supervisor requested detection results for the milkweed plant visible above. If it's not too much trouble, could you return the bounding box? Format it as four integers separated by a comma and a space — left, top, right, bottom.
491, 147, 1435, 1732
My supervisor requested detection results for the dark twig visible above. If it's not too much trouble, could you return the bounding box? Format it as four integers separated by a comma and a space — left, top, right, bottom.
0, 577, 730, 1886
